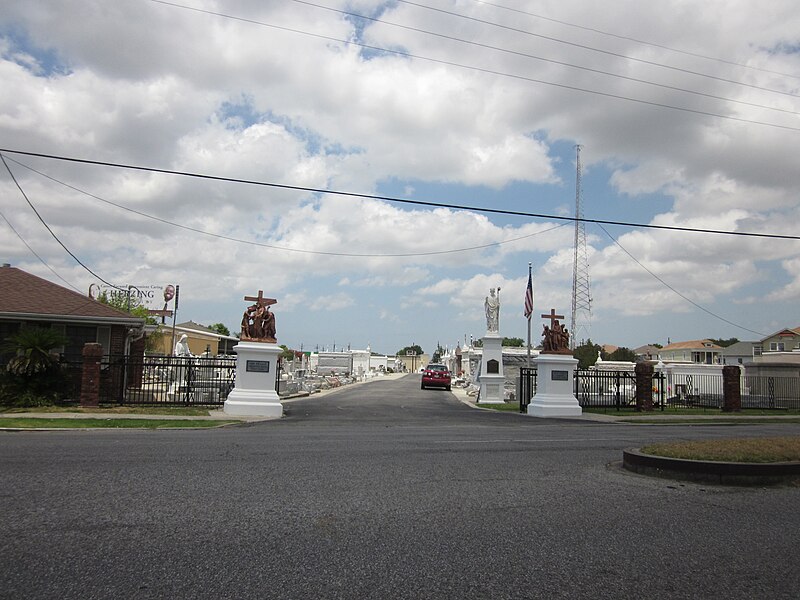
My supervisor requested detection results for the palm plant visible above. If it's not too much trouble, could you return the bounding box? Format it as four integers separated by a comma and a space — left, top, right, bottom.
3, 327, 68, 377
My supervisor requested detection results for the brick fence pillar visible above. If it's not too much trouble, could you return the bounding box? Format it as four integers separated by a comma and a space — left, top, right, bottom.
635, 362, 654, 412
80, 343, 104, 408
722, 365, 742, 412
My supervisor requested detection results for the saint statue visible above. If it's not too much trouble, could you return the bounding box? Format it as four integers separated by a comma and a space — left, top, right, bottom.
484, 287, 501, 333
240, 291, 278, 342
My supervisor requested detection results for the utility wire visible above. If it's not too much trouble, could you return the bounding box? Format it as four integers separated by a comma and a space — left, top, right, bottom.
466, 0, 800, 81
2, 148, 799, 241
2, 154, 569, 257
0, 206, 81, 292
1, 153, 120, 288
597, 223, 768, 337
395, 0, 800, 99
293, 0, 800, 117
148, 0, 800, 132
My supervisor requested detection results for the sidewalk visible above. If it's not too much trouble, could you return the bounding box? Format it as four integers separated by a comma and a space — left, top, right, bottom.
449, 385, 800, 422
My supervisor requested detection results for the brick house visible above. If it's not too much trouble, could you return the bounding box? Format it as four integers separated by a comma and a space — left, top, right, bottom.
0, 264, 145, 365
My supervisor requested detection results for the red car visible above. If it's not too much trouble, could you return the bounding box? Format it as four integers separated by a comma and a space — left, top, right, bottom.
421, 364, 452, 391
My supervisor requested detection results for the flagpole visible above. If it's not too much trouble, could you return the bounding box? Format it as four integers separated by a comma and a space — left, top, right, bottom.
526, 262, 532, 369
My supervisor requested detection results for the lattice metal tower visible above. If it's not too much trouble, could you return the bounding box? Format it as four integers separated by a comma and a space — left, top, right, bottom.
570, 145, 592, 349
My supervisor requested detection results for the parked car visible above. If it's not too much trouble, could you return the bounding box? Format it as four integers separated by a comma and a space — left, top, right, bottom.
421, 364, 451, 391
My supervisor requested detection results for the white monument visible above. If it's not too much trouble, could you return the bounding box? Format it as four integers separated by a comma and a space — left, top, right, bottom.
528, 309, 582, 417
224, 291, 283, 418
479, 287, 505, 404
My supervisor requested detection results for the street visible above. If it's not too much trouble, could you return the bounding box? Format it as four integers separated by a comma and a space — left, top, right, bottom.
2, 374, 799, 599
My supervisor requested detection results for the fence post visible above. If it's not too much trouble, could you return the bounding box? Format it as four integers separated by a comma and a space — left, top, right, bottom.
80, 343, 103, 408
635, 362, 654, 412
722, 365, 742, 412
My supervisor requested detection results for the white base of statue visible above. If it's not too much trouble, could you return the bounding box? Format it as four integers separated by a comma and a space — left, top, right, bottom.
528, 354, 582, 417
479, 333, 505, 403
224, 341, 283, 418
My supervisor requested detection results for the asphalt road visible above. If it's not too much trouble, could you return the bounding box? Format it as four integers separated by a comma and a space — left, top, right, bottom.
2, 374, 799, 599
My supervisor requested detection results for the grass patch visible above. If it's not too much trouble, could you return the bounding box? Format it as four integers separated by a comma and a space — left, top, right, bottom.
584, 407, 800, 416
0, 418, 237, 429
476, 402, 522, 412
641, 437, 800, 463
0, 405, 212, 416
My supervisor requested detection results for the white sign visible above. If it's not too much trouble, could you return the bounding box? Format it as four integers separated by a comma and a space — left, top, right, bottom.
89, 284, 177, 309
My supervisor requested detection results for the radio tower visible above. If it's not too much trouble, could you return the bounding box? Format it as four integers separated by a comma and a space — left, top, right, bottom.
570, 145, 592, 349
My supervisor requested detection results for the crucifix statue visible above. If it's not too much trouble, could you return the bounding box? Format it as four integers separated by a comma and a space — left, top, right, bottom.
240, 290, 278, 343
540, 308, 570, 354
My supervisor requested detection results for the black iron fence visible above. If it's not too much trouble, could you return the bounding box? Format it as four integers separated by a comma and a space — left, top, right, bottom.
98, 355, 236, 406
518, 368, 800, 412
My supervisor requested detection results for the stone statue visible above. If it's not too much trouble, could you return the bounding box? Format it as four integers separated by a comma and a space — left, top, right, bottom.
240, 290, 278, 343
484, 287, 500, 333
174, 333, 192, 357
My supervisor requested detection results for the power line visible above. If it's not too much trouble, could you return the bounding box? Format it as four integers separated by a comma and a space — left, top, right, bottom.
292, 0, 800, 117
395, 0, 800, 99
148, 0, 800, 132
466, 0, 800, 81
3, 154, 569, 257
2, 147, 799, 241
0, 206, 81, 292
597, 223, 767, 338
1, 153, 119, 288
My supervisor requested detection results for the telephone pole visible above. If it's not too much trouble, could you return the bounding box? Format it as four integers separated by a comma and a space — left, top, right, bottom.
570, 145, 592, 349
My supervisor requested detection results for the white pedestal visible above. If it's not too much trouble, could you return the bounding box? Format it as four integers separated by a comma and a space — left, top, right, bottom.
224, 342, 283, 418
528, 354, 582, 417
479, 334, 505, 404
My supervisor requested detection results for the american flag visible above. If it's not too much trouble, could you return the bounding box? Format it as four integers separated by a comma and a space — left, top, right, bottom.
523, 270, 534, 319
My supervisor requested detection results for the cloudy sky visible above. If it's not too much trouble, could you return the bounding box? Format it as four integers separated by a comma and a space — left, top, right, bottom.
2, 0, 799, 356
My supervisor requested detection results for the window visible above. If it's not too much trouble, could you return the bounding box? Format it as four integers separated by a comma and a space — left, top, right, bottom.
769, 342, 785, 352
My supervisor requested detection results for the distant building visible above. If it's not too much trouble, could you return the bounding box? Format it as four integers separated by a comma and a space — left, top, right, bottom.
755, 327, 800, 356
634, 345, 660, 362
721, 341, 758, 366
658, 339, 722, 364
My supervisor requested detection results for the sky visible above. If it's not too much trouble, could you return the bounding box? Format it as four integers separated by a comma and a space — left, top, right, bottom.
1, 0, 799, 356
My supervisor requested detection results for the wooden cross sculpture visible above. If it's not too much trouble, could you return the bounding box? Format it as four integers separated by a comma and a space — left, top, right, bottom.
240, 290, 278, 342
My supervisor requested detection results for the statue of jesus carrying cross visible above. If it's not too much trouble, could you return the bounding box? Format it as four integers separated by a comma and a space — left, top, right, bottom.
240, 290, 278, 343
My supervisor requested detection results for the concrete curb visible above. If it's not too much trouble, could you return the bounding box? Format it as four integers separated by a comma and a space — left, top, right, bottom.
622, 447, 800, 486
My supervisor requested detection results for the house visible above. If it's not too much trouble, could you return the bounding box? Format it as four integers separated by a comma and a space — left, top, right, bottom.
0, 264, 145, 363
150, 321, 239, 356
755, 327, 800, 356
657, 339, 722, 364
634, 345, 661, 362
721, 341, 759, 366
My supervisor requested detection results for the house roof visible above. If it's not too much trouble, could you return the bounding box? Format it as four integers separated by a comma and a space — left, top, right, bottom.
0, 265, 144, 325
634, 345, 661, 355
760, 327, 800, 342
660, 339, 722, 352
721, 341, 758, 355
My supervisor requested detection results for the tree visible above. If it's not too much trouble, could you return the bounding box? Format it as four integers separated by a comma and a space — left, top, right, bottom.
608, 347, 637, 362
709, 337, 739, 348
502, 337, 524, 347
398, 344, 424, 357
573, 339, 603, 369
209, 323, 230, 337
98, 291, 156, 324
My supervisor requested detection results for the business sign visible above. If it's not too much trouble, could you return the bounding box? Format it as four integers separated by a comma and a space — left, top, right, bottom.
89, 284, 177, 309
